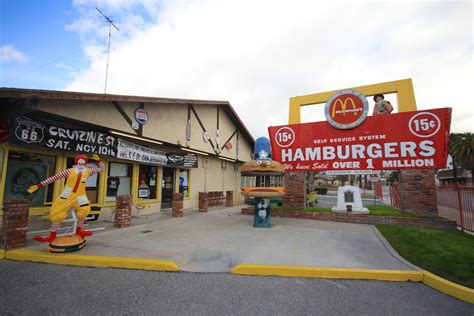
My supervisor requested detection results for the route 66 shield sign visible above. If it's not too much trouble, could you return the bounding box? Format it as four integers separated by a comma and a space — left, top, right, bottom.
14, 116, 45, 144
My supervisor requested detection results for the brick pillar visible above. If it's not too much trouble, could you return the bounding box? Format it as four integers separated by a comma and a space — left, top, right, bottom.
282, 172, 305, 208
226, 191, 234, 207
115, 195, 132, 228
400, 169, 438, 215
2, 200, 31, 250
199, 192, 208, 212
172, 193, 184, 217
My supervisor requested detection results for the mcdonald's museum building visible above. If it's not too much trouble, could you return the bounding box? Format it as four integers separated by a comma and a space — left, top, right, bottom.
0, 88, 254, 220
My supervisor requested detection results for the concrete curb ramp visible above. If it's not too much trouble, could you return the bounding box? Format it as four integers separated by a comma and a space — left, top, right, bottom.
6, 249, 179, 272
231, 264, 474, 304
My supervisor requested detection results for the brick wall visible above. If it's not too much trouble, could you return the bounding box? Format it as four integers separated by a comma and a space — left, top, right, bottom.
115, 195, 132, 228
172, 193, 184, 217
2, 200, 31, 250
226, 191, 234, 207
241, 207, 456, 229
199, 192, 208, 212
400, 169, 438, 215
282, 172, 305, 208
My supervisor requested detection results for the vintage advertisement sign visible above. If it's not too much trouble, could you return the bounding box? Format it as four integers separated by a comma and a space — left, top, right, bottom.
10, 116, 117, 156
9, 115, 199, 168
324, 89, 369, 129
135, 108, 149, 125
117, 139, 168, 164
268, 108, 451, 172
166, 153, 198, 168
117, 140, 198, 167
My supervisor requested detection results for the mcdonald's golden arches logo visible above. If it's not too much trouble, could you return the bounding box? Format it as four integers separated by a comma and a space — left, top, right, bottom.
331, 97, 359, 118
325, 89, 369, 129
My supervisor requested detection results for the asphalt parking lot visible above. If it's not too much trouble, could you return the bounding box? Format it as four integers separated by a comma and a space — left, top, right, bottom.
1, 261, 472, 315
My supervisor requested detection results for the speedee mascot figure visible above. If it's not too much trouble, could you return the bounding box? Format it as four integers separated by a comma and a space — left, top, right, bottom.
28, 154, 105, 248
240, 137, 285, 228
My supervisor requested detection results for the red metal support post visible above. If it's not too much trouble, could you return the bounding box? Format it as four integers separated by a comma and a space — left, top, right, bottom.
456, 183, 465, 231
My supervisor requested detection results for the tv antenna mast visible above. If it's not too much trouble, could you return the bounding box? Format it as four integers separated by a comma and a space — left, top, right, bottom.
96, 7, 119, 94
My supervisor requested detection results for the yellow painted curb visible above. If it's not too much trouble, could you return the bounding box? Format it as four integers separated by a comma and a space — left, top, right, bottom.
230, 264, 423, 282
0, 249, 5, 260
422, 271, 474, 304
6, 249, 179, 272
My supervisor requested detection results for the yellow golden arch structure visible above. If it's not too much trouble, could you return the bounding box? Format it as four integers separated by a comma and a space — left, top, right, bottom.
288, 78, 418, 124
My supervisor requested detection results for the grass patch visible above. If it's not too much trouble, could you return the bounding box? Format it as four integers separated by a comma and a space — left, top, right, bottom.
361, 195, 377, 199
366, 205, 424, 218
272, 204, 429, 217
377, 225, 474, 289
272, 206, 331, 213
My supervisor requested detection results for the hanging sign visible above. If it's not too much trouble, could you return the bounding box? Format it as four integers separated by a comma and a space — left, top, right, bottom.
117, 139, 168, 165
166, 153, 198, 168
135, 108, 149, 125
10, 115, 199, 168
203, 131, 210, 142
268, 108, 451, 172
10, 116, 117, 156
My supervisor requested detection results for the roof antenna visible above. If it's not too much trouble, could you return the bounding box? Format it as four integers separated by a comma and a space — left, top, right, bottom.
96, 7, 120, 94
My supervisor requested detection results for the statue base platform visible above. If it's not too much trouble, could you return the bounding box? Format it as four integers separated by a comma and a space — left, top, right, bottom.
48, 234, 86, 253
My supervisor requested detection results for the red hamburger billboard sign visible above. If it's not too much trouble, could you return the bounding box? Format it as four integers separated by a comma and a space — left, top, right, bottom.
268, 107, 451, 172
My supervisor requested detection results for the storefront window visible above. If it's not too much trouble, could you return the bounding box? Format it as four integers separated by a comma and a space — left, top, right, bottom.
138, 165, 157, 199
179, 169, 190, 197
66, 157, 101, 204
4, 151, 56, 207
106, 162, 133, 202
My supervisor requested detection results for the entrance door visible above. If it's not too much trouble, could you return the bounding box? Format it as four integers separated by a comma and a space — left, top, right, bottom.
161, 167, 175, 209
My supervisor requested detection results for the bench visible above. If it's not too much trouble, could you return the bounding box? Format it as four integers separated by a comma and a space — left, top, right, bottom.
306, 191, 318, 207
207, 191, 226, 206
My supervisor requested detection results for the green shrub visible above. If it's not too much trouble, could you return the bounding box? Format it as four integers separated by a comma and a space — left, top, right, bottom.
315, 187, 328, 195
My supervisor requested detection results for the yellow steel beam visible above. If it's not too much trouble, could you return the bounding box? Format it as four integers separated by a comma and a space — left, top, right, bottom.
289, 78, 417, 124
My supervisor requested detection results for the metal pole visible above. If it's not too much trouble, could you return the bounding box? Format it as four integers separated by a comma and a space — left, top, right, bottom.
390, 183, 393, 206
96, 7, 119, 94
456, 183, 465, 231
104, 23, 111, 94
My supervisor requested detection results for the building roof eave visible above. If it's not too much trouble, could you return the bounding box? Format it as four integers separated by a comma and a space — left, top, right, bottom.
0, 87, 255, 148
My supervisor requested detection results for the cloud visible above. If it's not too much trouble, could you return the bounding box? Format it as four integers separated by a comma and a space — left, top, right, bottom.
0, 45, 29, 63
55, 63, 77, 77
64, 0, 474, 136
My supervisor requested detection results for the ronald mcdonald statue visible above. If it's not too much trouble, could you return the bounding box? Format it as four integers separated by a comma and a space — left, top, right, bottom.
28, 153, 105, 251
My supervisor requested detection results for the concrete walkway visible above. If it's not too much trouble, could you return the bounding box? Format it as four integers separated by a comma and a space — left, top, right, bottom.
25, 205, 417, 273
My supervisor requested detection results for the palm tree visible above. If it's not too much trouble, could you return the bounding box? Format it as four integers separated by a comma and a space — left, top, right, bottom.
450, 132, 474, 183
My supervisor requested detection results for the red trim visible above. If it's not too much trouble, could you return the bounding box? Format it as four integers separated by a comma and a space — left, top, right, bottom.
73, 172, 82, 193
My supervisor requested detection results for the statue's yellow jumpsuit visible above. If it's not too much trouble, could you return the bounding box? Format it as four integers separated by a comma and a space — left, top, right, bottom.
50, 166, 95, 223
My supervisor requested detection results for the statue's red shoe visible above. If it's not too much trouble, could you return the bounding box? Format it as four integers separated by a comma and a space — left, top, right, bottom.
76, 227, 93, 237
33, 231, 57, 243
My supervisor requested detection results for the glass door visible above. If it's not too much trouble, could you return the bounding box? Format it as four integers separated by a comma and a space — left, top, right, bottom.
161, 167, 175, 209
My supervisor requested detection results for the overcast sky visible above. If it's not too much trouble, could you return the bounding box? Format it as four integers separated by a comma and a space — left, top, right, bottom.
1, 0, 472, 138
